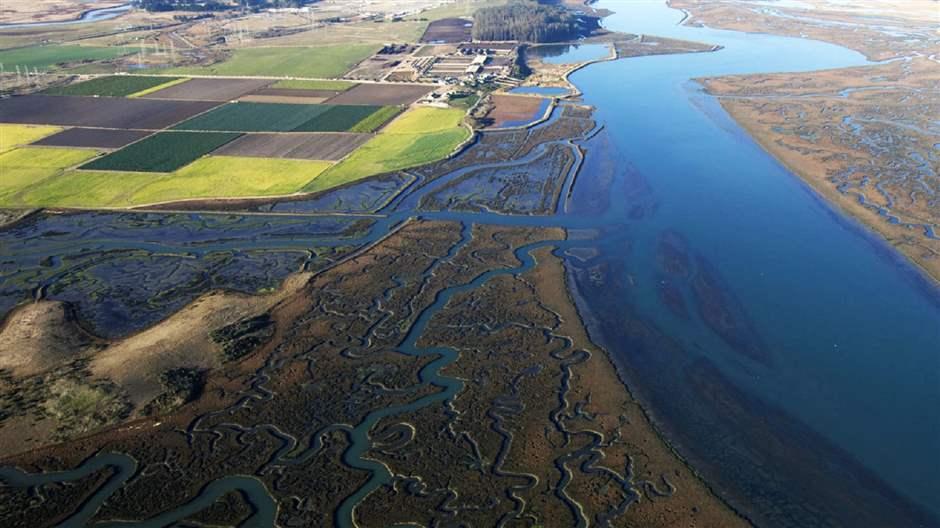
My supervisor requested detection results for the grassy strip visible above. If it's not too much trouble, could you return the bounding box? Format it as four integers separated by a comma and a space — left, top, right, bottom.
383, 106, 466, 133
347, 106, 403, 133
44, 76, 182, 97
270, 79, 357, 91
0, 124, 62, 153
125, 156, 331, 205
3, 155, 330, 207
304, 106, 470, 192
0, 45, 132, 71
81, 131, 241, 172
0, 147, 99, 203
127, 77, 191, 98
164, 45, 378, 78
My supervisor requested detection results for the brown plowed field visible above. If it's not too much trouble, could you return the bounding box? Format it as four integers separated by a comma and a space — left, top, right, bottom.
213, 132, 371, 160
142, 78, 273, 101
253, 88, 344, 99
485, 94, 548, 128
237, 95, 330, 104
324, 83, 433, 106
421, 18, 473, 43
0, 95, 220, 130
31, 128, 152, 149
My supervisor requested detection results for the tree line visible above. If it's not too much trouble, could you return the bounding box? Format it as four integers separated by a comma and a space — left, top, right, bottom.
472, 1, 597, 43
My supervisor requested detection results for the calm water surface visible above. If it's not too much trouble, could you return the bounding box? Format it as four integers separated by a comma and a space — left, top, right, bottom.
529, 42, 612, 64
568, 0, 940, 522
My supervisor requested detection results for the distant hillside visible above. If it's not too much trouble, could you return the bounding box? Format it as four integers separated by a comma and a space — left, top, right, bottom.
472, 0, 599, 43
136, 0, 317, 12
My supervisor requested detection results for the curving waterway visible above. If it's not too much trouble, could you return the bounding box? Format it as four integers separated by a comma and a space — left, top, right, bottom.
1, 0, 938, 525
0, 4, 132, 29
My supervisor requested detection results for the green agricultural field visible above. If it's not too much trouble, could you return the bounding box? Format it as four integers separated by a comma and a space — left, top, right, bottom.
8, 156, 330, 208
382, 106, 467, 133
270, 79, 356, 91
173, 102, 395, 133
11, 169, 156, 208
0, 124, 62, 153
126, 156, 331, 205
44, 76, 183, 97
0, 45, 132, 71
347, 106, 402, 133
252, 20, 429, 47
305, 106, 470, 193
165, 45, 378, 78
173, 102, 331, 132
414, 0, 509, 21
81, 131, 241, 173
293, 105, 384, 132
0, 147, 99, 203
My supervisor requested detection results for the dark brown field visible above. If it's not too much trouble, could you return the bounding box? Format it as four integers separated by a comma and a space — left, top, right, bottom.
31, 128, 152, 149
142, 78, 273, 101
324, 83, 433, 106
213, 132, 371, 160
0, 95, 220, 130
252, 88, 344, 99
237, 87, 340, 104
484, 94, 547, 128
420, 18, 472, 43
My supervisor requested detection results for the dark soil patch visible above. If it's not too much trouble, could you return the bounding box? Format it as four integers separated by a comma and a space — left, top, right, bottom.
142, 78, 273, 102
421, 18, 473, 43
324, 83, 433, 106
0, 95, 220, 130
32, 128, 152, 149
213, 133, 371, 161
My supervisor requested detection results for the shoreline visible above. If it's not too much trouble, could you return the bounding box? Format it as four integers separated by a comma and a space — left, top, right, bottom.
715, 97, 940, 288
552, 3, 750, 523
562, 260, 754, 526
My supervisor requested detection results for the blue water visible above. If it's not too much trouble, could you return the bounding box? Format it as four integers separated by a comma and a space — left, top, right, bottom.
529, 42, 612, 64
569, 0, 940, 519
0, 4, 131, 28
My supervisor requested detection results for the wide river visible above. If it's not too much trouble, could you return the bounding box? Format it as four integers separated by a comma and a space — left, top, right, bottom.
567, 0, 940, 524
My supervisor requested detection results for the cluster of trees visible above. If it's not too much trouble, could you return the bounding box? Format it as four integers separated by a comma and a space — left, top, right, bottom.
136, 0, 317, 13
472, 1, 597, 43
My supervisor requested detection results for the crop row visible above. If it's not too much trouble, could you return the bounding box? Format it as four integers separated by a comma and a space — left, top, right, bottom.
80, 131, 241, 172
172, 102, 393, 133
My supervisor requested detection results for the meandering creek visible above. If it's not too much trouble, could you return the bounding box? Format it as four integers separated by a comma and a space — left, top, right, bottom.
1, 0, 938, 525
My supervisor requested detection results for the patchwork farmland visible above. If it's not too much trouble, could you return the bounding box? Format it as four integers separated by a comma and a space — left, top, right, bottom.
0, 74, 471, 209
172, 102, 394, 133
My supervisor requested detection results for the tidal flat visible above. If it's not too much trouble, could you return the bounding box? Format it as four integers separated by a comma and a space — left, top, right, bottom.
0, 221, 743, 527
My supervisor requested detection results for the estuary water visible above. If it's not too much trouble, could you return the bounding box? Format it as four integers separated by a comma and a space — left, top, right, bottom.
565, 0, 940, 524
